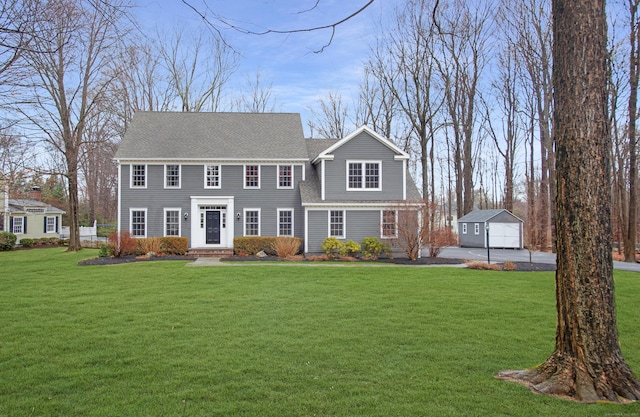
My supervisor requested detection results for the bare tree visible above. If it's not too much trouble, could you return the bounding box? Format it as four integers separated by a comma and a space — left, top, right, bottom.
0, 0, 41, 96
482, 44, 524, 212
624, 0, 640, 262
497, 0, 640, 402
501, 0, 555, 250
0, 131, 33, 196
308, 91, 350, 139
107, 42, 174, 137
368, 0, 444, 206
233, 72, 278, 113
158, 27, 238, 112
436, 0, 492, 217
19, 0, 131, 251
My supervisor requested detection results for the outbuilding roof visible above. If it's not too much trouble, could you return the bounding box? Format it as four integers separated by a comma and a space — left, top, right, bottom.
114, 112, 309, 161
458, 209, 523, 223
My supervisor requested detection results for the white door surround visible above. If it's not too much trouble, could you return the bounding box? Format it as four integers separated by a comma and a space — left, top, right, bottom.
190, 196, 235, 248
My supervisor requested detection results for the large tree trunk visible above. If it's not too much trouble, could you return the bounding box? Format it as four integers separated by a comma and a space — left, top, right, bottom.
497, 0, 640, 403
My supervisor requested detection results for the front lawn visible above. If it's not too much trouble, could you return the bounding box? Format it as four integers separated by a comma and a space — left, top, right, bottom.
1, 248, 638, 416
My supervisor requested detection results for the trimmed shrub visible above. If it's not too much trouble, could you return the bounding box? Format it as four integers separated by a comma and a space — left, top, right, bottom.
137, 237, 162, 255
107, 231, 137, 257
234, 236, 277, 256
465, 261, 502, 271
320, 237, 345, 259
272, 237, 303, 258
99, 243, 114, 258
361, 236, 391, 260
20, 238, 35, 248
0, 232, 17, 251
344, 240, 361, 257
160, 237, 189, 255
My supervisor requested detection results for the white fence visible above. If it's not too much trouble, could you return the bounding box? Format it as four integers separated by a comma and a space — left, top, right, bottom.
60, 220, 98, 241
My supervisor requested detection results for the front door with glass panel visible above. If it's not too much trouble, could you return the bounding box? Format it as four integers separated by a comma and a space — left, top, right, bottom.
205, 210, 221, 244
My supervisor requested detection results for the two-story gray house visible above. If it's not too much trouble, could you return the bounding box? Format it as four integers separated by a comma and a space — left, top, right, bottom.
115, 112, 421, 255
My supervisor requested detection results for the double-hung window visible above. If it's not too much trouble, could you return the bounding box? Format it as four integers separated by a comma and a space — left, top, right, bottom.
278, 209, 293, 236
165, 165, 180, 188
381, 210, 397, 238
462, 223, 468, 234
245, 165, 260, 189
347, 161, 381, 191
244, 209, 260, 236
165, 209, 180, 236
278, 165, 293, 189
474, 223, 480, 235
205, 165, 221, 188
130, 209, 147, 237
131, 164, 146, 188
45, 216, 56, 233
12, 216, 24, 234
329, 210, 345, 238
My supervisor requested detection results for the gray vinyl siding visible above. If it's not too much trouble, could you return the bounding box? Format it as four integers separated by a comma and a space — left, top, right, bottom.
120, 164, 305, 243
323, 131, 405, 201
458, 222, 486, 248
306, 209, 383, 253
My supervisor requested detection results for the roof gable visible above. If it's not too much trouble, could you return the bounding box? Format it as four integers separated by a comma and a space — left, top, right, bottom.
115, 112, 308, 161
312, 126, 410, 164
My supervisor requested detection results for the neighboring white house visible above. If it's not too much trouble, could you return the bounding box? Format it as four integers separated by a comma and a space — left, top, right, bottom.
0, 186, 65, 243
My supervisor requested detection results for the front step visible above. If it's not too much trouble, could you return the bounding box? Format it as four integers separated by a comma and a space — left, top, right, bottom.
187, 248, 234, 258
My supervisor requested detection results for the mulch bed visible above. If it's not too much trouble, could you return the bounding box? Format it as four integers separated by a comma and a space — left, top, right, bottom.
77, 254, 556, 271
78, 255, 194, 265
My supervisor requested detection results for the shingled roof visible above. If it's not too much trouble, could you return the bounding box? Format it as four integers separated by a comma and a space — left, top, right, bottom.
115, 112, 308, 161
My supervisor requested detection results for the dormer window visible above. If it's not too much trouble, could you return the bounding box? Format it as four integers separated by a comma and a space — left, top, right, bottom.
347, 161, 381, 191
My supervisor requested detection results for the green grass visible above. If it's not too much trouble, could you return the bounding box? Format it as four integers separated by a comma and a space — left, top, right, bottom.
1, 248, 639, 416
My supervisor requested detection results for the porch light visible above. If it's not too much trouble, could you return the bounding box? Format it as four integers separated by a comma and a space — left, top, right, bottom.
184, 212, 189, 221
236, 212, 241, 221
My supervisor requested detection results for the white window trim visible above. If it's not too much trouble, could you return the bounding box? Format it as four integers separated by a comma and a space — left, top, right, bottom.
474, 223, 480, 235
277, 164, 294, 189
164, 164, 181, 189
130, 164, 147, 189
346, 160, 382, 191
243, 208, 261, 236
130, 208, 147, 238
462, 223, 467, 234
45, 216, 57, 233
244, 165, 261, 189
12, 216, 24, 234
163, 208, 181, 237
328, 209, 346, 239
380, 209, 398, 239
204, 164, 222, 189
277, 208, 294, 237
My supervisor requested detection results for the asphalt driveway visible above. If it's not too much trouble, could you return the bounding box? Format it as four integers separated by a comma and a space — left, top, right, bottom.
433, 247, 640, 272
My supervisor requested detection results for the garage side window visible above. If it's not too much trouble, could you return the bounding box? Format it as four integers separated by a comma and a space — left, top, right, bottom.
474, 223, 480, 235
462, 223, 467, 234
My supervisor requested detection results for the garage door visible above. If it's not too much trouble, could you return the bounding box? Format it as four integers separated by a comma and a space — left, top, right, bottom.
489, 223, 520, 248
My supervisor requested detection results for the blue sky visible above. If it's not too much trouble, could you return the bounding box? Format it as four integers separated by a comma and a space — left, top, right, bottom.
133, 0, 398, 133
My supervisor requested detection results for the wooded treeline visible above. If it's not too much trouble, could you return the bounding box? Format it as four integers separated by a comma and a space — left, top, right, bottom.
0, 0, 638, 258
